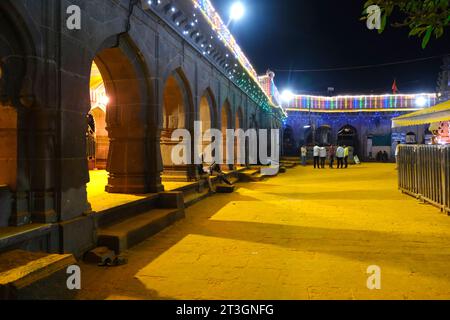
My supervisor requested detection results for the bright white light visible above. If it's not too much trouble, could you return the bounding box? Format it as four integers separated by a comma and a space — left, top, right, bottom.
100, 95, 110, 106
415, 96, 427, 107
230, 2, 245, 21
281, 89, 294, 102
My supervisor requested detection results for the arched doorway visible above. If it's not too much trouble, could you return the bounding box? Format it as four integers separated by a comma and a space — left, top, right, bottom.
221, 100, 233, 170
316, 125, 332, 145
0, 92, 17, 193
337, 125, 359, 155
160, 70, 194, 182
88, 62, 110, 170
199, 89, 216, 164
406, 132, 417, 144
0, 5, 34, 226
87, 41, 150, 198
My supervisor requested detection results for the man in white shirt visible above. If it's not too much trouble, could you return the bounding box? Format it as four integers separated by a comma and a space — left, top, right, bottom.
300, 146, 307, 166
319, 145, 327, 169
313, 145, 320, 169
336, 145, 345, 169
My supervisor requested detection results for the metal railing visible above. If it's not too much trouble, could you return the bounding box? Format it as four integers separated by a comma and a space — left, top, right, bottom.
398, 145, 450, 213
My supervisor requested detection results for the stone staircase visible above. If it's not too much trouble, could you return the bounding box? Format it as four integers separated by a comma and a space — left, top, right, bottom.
280, 157, 300, 169
95, 192, 185, 254
238, 168, 265, 182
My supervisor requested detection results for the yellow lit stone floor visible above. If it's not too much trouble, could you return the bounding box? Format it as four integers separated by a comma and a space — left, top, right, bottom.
79, 164, 450, 300
87, 170, 192, 212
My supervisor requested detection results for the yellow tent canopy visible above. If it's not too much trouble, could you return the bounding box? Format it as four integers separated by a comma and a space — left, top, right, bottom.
392, 99, 450, 128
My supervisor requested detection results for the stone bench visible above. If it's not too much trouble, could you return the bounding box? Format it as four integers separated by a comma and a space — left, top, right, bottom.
0, 185, 11, 227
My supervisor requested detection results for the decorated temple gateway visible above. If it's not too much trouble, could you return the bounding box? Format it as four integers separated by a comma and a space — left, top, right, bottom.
258, 71, 444, 160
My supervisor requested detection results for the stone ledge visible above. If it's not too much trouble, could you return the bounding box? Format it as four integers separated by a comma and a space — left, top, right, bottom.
0, 250, 77, 300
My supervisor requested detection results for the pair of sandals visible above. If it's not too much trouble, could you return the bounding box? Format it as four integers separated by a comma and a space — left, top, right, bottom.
98, 256, 128, 267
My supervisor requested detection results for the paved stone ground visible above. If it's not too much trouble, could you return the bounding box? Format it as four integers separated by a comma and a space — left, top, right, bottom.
77, 164, 450, 300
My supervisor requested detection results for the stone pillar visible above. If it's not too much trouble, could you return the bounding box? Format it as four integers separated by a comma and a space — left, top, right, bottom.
160, 128, 196, 182
105, 102, 148, 194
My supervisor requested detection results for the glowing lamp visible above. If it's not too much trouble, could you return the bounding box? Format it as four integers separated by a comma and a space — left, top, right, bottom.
100, 95, 110, 106
230, 2, 245, 21
281, 89, 294, 103
415, 96, 427, 108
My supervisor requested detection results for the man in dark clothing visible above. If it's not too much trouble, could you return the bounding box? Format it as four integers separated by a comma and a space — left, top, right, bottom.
329, 145, 336, 168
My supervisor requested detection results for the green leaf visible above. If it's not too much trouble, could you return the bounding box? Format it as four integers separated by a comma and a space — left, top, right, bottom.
422, 27, 433, 48
378, 14, 388, 34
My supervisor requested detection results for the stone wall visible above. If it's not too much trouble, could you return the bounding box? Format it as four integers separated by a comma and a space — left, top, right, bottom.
0, 0, 281, 255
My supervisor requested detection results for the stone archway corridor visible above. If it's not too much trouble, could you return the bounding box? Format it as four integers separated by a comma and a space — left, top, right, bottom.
78, 164, 450, 300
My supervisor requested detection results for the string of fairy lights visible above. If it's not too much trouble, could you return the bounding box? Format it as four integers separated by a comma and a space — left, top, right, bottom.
145, 0, 286, 120
286, 94, 437, 112
190, 0, 285, 119
144, 1, 439, 121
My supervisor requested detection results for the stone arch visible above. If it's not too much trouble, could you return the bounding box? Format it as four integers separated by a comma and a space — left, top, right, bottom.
235, 106, 245, 165
337, 124, 359, 155
160, 68, 196, 181
221, 100, 233, 130
88, 35, 153, 195
198, 88, 217, 153
199, 88, 218, 130
0, 1, 39, 107
0, 3, 39, 226
316, 125, 332, 145
236, 106, 244, 131
161, 68, 194, 131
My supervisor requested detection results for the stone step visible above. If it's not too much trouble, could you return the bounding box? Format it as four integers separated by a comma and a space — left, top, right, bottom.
97, 208, 185, 254
0, 250, 76, 300
251, 173, 266, 182
95, 194, 160, 228
239, 168, 266, 182
183, 187, 211, 207
216, 185, 235, 193
280, 161, 297, 168
240, 169, 260, 176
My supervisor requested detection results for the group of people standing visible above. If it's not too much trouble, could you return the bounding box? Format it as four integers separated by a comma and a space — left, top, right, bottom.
300, 145, 350, 169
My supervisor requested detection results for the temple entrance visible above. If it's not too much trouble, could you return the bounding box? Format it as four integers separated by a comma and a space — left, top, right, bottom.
337, 125, 359, 155
160, 70, 193, 182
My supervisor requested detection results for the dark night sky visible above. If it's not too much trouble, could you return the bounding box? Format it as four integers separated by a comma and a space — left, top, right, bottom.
211, 0, 450, 95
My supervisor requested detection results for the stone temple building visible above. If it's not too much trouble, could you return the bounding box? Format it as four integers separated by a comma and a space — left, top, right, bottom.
281, 93, 437, 160
0, 0, 285, 257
